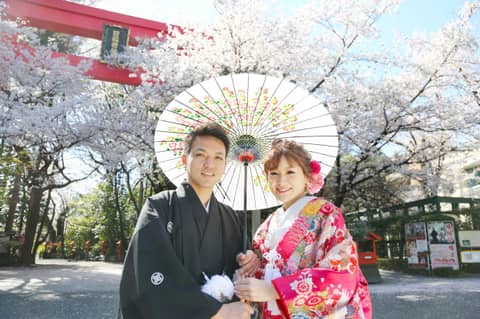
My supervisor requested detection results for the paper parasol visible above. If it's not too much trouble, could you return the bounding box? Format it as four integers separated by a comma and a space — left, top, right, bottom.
154, 73, 339, 211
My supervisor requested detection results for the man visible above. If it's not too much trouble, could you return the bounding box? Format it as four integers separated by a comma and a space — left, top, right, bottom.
120, 122, 256, 319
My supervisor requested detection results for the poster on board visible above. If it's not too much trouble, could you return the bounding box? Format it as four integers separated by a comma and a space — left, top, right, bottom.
427, 221, 459, 270
405, 222, 429, 269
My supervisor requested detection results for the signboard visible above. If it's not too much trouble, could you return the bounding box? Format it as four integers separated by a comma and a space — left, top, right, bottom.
458, 231, 480, 247
460, 250, 480, 263
101, 25, 130, 62
405, 222, 429, 269
427, 221, 459, 270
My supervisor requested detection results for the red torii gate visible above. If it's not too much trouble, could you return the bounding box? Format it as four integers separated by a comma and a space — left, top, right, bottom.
3, 0, 182, 85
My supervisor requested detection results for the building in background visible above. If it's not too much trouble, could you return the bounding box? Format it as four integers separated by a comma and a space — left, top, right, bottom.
440, 150, 480, 198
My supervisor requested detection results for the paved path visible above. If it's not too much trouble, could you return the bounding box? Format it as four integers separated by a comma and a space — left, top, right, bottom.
0, 259, 122, 319
1, 259, 480, 318
369, 270, 480, 319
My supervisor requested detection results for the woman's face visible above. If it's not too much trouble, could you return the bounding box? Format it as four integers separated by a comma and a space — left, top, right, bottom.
267, 156, 308, 210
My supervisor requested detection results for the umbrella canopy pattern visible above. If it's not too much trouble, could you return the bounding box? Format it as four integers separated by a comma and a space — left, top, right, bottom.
154, 73, 338, 210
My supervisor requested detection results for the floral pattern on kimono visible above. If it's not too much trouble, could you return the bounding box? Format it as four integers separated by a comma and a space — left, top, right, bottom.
253, 197, 372, 319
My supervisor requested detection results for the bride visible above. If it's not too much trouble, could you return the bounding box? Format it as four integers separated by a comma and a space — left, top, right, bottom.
235, 139, 372, 319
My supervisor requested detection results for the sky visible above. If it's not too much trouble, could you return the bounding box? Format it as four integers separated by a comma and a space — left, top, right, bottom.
94, 0, 219, 24
92, 0, 476, 42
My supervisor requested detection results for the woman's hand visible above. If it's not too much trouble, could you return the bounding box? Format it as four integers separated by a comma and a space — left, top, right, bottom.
234, 278, 279, 302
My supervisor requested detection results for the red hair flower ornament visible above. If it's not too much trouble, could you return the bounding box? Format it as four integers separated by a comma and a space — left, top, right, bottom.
307, 160, 324, 194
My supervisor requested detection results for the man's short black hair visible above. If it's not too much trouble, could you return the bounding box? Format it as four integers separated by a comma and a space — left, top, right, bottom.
183, 122, 230, 156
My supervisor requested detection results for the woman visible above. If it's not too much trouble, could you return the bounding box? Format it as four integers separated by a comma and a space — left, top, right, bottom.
235, 139, 372, 319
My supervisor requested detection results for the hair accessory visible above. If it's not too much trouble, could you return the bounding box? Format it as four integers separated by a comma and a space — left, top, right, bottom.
310, 160, 321, 174
308, 160, 324, 194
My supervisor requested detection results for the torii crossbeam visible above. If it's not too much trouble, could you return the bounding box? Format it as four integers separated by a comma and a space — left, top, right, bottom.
3, 0, 182, 85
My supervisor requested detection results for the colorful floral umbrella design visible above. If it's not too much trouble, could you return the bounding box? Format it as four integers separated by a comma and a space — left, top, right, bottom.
154, 73, 339, 211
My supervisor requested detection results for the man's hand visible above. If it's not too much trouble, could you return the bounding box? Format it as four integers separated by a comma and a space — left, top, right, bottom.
236, 250, 260, 277
234, 278, 279, 302
211, 301, 253, 319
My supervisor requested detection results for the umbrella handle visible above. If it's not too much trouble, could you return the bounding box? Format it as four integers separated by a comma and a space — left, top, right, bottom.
243, 161, 248, 253
240, 159, 259, 319
244, 301, 259, 319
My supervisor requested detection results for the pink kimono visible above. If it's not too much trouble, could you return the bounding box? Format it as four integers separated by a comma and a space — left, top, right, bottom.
253, 196, 372, 319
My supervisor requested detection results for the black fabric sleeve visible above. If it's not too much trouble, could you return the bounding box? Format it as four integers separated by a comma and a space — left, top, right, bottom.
119, 199, 222, 319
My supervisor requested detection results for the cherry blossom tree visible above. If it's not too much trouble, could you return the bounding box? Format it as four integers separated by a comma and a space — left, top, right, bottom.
123, 0, 479, 210
0, 16, 100, 264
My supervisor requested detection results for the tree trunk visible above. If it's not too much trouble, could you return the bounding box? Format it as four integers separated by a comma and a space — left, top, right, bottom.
121, 162, 141, 216
138, 178, 144, 217
113, 174, 127, 256
333, 155, 346, 207
56, 211, 66, 241
34, 189, 52, 254
17, 182, 28, 234
56, 207, 67, 257
5, 168, 22, 232
19, 184, 43, 265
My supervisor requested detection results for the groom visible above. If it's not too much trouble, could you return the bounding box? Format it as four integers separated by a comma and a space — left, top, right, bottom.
119, 122, 257, 319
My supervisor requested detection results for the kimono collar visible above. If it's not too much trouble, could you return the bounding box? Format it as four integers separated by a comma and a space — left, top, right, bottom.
267, 196, 316, 249
180, 181, 211, 213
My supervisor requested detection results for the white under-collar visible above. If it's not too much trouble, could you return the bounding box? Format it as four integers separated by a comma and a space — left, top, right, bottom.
204, 199, 210, 213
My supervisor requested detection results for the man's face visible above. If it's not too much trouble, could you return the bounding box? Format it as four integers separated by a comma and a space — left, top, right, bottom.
182, 135, 227, 192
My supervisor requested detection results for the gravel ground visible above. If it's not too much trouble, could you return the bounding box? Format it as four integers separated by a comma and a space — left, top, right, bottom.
1, 259, 480, 318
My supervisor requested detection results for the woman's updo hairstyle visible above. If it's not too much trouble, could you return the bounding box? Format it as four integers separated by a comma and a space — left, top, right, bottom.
263, 139, 312, 177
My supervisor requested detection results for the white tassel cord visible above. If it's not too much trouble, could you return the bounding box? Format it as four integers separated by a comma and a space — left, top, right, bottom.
201, 273, 235, 302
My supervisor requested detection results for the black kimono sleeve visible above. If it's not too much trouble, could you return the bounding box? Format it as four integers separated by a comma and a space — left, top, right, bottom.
119, 198, 222, 319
